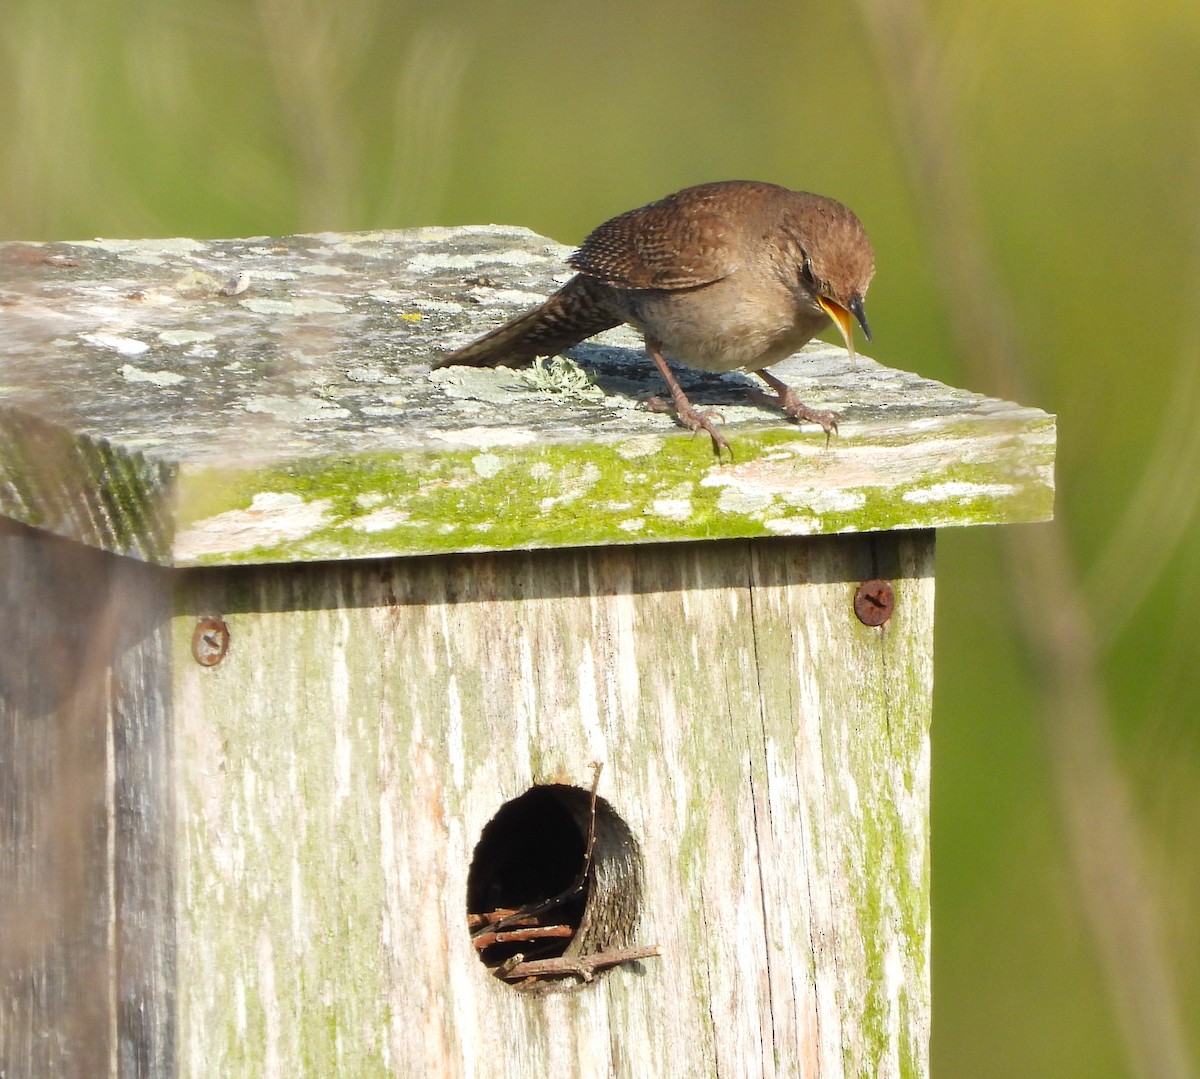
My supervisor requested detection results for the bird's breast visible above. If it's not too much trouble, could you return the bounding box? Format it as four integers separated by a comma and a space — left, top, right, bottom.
617, 276, 828, 374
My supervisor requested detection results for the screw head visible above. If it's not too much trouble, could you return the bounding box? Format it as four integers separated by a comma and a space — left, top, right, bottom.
853, 580, 895, 627
191, 616, 230, 666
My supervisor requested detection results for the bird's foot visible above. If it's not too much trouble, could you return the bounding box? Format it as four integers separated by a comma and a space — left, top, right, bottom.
786, 400, 840, 435
646, 395, 731, 456
749, 389, 839, 435
750, 371, 840, 439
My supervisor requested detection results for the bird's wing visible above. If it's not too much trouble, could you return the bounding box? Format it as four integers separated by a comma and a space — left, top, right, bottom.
568, 194, 741, 290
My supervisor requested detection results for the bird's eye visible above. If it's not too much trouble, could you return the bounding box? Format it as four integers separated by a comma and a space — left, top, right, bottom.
800, 256, 817, 288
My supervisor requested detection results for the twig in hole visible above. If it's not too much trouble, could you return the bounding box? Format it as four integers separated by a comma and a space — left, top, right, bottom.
472, 924, 574, 950
468, 908, 530, 930
496, 945, 661, 984
472, 761, 604, 940
494, 953, 525, 979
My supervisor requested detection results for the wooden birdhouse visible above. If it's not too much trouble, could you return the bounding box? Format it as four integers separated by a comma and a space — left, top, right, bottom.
0, 226, 1055, 1078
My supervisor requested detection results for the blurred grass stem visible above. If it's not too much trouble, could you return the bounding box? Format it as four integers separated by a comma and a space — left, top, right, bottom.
252, 1, 470, 229
855, 1, 1194, 1075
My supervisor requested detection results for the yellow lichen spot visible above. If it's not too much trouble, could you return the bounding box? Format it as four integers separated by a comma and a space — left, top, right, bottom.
400, 312, 423, 322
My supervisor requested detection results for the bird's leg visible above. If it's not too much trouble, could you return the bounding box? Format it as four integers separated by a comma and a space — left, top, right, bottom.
752, 368, 840, 436
644, 340, 730, 456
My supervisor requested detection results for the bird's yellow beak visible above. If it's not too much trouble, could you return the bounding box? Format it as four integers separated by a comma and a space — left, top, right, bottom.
818, 296, 858, 365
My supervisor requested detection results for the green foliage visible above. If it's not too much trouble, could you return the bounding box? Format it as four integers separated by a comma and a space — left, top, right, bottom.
2, 0, 1198, 1072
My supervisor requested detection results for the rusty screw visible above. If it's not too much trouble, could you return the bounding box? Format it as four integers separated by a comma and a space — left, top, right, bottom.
853, 580, 894, 627
191, 616, 230, 666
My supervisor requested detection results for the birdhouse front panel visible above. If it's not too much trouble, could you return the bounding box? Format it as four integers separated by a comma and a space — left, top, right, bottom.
169, 531, 932, 1078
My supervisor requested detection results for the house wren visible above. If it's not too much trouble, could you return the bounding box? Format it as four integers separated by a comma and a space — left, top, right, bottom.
432, 180, 874, 453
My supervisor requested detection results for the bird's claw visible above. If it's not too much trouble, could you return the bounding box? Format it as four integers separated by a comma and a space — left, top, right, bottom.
645, 396, 731, 457
793, 406, 838, 435
748, 387, 840, 437
675, 405, 731, 457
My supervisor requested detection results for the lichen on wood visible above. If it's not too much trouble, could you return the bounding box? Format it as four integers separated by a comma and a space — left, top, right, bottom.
0, 228, 1053, 565
168, 531, 932, 1077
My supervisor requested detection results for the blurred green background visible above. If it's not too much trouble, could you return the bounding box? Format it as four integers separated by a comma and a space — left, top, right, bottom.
2, 0, 1198, 1074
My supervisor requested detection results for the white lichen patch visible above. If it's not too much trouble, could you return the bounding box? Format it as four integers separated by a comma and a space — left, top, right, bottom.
616, 436, 663, 459
763, 515, 823, 534
366, 289, 412, 304
77, 236, 208, 263
240, 297, 349, 316
81, 332, 150, 356
410, 298, 466, 313
406, 252, 488, 273
715, 486, 776, 515
650, 497, 693, 520
120, 364, 186, 387
453, 224, 541, 239
619, 518, 647, 533
405, 248, 552, 273
520, 356, 604, 400
244, 395, 352, 421
159, 329, 217, 347
902, 481, 1017, 504
468, 287, 547, 306
292, 263, 347, 277
791, 488, 868, 514
321, 229, 400, 244
427, 367, 532, 405
578, 462, 602, 485
538, 463, 602, 511
174, 271, 224, 297
344, 365, 390, 383
125, 288, 182, 307
424, 426, 536, 449
175, 492, 335, 558
305, 230, 430, 253
471, 453, 503, 478
706, 464, 870, 518
348, 507, 410, 533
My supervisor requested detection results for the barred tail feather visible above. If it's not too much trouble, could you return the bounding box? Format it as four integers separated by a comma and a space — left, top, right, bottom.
431, 274, 621, 369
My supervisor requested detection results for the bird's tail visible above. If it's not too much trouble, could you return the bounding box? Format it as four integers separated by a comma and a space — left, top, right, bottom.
431, 274, 621, 369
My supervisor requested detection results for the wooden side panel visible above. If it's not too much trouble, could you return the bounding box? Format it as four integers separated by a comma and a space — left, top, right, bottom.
748, 535, 933, 1077
174, 532, 932, 1078
0, 518, 173, 1079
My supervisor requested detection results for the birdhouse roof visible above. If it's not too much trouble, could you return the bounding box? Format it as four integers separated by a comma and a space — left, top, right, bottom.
0, 227, 1054, 566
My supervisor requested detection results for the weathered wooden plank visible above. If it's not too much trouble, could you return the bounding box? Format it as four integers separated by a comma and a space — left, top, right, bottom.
0, 517, 173, 1079
748, 535, 933, 1075
170, 532, 931, 1077
1, 229, 1053, 565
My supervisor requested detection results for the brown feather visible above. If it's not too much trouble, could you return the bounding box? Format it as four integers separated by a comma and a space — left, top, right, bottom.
431, 275, 620, 369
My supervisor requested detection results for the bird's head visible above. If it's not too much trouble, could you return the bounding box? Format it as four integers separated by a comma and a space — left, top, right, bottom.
789, 196, 875, 364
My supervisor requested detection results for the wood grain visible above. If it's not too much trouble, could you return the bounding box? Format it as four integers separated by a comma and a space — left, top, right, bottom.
0, 228, 1053, 565
163, 532, 932, 1077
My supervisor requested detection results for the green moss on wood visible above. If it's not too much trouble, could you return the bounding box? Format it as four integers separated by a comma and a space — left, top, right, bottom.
2, 226, 1054, 565
171, 416, 1053, 567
